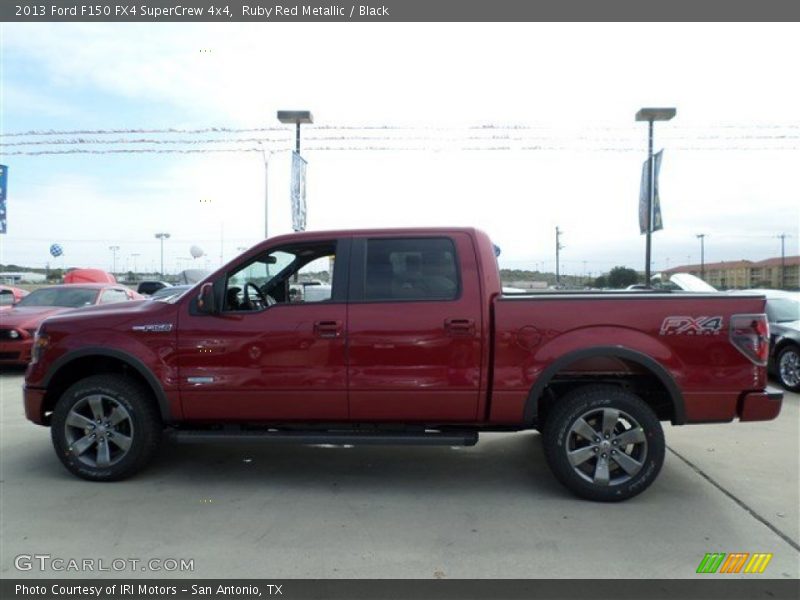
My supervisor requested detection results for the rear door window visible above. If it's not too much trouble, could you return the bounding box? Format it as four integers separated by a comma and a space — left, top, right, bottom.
363, 238, 459, 301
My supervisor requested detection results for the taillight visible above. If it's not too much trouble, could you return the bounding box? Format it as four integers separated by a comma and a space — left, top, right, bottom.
729, 314, 769, 366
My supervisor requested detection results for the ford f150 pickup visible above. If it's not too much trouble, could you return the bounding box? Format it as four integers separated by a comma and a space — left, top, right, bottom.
23, 228, 783, 501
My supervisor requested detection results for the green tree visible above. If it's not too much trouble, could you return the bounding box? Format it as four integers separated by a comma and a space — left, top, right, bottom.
607, 266, 640, 288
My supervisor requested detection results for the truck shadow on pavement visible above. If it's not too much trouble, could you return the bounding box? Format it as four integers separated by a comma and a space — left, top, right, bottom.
141, 431, 570, 498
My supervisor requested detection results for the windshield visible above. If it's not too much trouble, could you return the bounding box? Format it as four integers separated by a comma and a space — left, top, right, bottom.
767, 298, 800, 323
153, 286, 192, 301
16, 287, 99, 308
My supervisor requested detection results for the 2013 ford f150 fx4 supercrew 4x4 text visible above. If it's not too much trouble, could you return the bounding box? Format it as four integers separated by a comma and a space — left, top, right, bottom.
23, 228, 783, 501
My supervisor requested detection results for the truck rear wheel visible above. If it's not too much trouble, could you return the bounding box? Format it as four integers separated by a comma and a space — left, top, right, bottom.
542, 385, 665, 502
51, 375, 162, 481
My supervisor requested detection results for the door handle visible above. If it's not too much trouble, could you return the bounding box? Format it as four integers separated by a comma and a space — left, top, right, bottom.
314, 320, 342, 339
444, 318, 475, 336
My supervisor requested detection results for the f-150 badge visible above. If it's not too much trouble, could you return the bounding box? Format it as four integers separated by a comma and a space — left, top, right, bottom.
131, 323, 173, 333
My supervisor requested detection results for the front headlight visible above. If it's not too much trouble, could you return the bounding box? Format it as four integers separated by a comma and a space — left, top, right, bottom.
31, 328, 50, 364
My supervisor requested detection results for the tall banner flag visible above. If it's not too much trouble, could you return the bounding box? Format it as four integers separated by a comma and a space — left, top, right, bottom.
290, 151, 307, 232
0, 164, 8, 234
638, 150, 664, 234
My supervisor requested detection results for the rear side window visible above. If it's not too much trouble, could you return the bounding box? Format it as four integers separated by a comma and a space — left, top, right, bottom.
99, 289, 130, 304
364, 238, 459, 301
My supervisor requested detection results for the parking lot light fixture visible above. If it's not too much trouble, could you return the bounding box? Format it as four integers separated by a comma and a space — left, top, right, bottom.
635, 108, 677, 123
277, 110, 313, 154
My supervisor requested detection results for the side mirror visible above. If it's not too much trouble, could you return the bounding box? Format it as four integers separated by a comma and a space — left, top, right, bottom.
197, 282, 217, 314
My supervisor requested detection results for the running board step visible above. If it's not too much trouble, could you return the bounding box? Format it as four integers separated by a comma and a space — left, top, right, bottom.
170, 429, 479, 446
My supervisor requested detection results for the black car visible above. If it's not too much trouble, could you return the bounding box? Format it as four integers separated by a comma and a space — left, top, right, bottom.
149, 284, 193, 300
136, 280, 172, 296
764, 293, 800, 392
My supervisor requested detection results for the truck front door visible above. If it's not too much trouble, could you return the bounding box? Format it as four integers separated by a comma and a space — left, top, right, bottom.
177, 239, 349, 421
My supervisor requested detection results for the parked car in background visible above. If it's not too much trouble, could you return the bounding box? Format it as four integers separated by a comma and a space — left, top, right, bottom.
0, 284, 142, 366
767, 294, 800, 391
289, 281, 333, 303
730, 289, 799, 391
149, 284, 193, 301
0, 285, 29, 310
63, 268, 116, 284
136, 281, 171, 296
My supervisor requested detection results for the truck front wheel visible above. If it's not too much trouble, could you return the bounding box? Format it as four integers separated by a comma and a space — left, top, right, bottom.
542, 385, 665, 502
51, 375, 162, 481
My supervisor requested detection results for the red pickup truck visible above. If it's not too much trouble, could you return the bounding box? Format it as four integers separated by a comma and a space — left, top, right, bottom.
23, 228, 782, 501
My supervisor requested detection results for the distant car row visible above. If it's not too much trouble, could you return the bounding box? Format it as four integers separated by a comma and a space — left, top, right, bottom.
0, 283, 143, 365
0, 284, 29, 309
2, 276, 798, 391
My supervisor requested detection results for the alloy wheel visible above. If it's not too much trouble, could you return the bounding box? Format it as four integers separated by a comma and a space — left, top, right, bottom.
566, 407, 648, 486
64, 394, 134, 468
779, 348, 800, 388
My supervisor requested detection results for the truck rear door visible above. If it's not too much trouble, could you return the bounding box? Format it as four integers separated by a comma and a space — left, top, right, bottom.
346, 233, 483, 421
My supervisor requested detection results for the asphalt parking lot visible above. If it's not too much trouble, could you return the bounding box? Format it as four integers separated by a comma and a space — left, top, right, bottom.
1, 369, 798, 580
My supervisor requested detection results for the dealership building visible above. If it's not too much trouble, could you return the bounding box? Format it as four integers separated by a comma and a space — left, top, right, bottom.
665, 255, 800, 290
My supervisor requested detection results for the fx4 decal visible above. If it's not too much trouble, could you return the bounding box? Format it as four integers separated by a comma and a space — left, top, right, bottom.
660, 315, 724, 336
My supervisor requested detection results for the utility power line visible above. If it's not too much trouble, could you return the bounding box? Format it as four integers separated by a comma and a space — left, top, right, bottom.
5, 144, 800, 157
3, 121, 800, 139
4, 132, 798, 148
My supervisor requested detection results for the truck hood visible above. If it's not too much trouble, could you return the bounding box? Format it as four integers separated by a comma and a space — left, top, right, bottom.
43, 299, 174, 330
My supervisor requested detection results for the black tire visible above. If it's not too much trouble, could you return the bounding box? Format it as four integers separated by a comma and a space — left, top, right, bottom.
51, 374, 162, 481
776, 345, 800, 392
542, 385, 665, 502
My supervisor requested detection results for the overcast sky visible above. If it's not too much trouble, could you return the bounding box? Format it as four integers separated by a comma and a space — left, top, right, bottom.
1, 22, 798, 277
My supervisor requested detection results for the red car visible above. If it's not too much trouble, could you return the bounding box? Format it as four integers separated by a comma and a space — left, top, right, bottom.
1, 284, 142, 365
0, 284, 28, 310
23, 228, 782, 501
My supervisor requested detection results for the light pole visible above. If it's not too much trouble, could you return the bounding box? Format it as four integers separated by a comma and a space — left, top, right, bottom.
108, 245, 120, 275
696, 234, 707, 280
555, 226, 564, 285
777, 233, 788, 289
636, 107, 676, 285
257, 142, 272, 239
131, 253, 140, 280
155, 233, 170, 278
